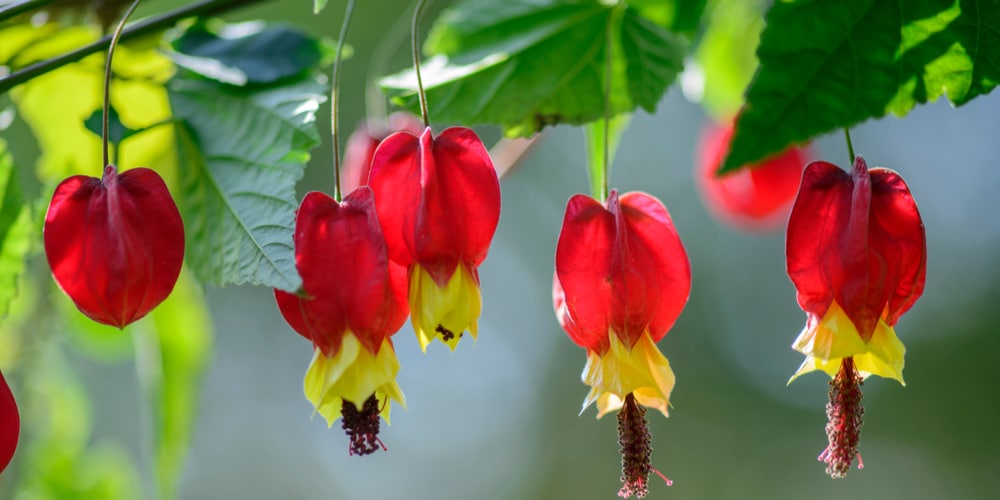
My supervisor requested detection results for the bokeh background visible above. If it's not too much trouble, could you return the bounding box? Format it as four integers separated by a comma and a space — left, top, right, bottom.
4, 0, 1000, 499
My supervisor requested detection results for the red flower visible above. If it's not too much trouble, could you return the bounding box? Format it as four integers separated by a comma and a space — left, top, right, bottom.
786, 156, 925, 478
0, 371, 18, 475
696, 120, 809, 231
368, 127, 501, 351
341, 112, 424, 193
553, 190, 690, 418
43, 166, 184, 328
787, 156, 926, 383
274, 187, 408, 454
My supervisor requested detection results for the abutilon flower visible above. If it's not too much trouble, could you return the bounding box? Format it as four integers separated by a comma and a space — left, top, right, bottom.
368, 127, 501, 351
341, 112, 424, 193
43, 165, 185, 328
786, 156, 926, 478
0, 371, 18, 474
554, 190, 690, 498
695, 120, 809, 231
274, 187, 409, 455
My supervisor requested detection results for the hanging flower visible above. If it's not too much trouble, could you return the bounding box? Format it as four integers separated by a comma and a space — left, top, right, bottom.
786, 156, 926, 477
0, 371, 18, 475
368, 127, 501, 351
554, 189, 690, 497
274, 187, 409, 456
341, 112, 424, 193
43, 165, 184, 328
696, 120, 809, 231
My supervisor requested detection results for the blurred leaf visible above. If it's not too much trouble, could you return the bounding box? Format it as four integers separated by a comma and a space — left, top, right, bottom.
583, 114, 631, 199
169, 76, 325, 291
627, 0, 707, 35
83, 105, 139, 144
146, 269, 212, 499
0, 139, 32, 319
722, 0, 1000, 173
10, 26, 179, 187
693, 0, 766, 119
169, 22, 325, 86
381, 0, 683, 137
57, 291, 135, 361
314, 0, 328, 14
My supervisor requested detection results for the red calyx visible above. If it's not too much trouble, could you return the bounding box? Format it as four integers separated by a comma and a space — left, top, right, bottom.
554, 190, 691, 353
274, 187, 408, 356
43, 165, 185, 328
786, 157, 926, 339
367, 126, 501, 286
0, 371, 18, 475
696, 120, 809, 232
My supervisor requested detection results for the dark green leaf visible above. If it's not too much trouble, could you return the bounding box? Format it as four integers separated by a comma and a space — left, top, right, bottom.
381, 0, 684, 137
627, 0, 708, 35
169, 77, 325, 291
83, 106, 138, 144
170, 22, 324, 86
0, 139, 31, 319
722, 0, 1000, 173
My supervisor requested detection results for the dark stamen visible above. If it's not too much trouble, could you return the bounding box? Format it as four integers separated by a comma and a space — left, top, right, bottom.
617, 393, 670, 498
819, 357, 865, 478
435, 324, 455, 342
341, 394, 387, 456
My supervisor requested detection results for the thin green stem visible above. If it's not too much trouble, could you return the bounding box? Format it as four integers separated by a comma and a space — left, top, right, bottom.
843, 127, 856, 165
411, 0, 431, 127
599, 2, 616, 201
331, 0, 357, 202
0, 0, 268, 94
0, 0, 58, 22
103, 0, 143, 169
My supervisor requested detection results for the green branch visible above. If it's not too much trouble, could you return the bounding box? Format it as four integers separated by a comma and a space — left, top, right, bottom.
0, 0, 269, 94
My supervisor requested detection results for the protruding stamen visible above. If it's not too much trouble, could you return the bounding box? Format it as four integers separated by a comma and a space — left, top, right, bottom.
617, 393, 669, 498
341, 394, 387, 456
819, 358, 864, 478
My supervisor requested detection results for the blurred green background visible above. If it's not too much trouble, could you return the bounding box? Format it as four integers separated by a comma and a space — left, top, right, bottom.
4, 0, 1000, 499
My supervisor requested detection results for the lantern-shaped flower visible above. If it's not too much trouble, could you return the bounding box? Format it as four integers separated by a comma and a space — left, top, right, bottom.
341, 112, 424, 193
0, 371, 18, 474
696, 120, 809, 231
786, 156, 926, 477
368, 127, 501, 351
44, 165, 185, 328
274, 187, 409, 456
554, 190, 690, 497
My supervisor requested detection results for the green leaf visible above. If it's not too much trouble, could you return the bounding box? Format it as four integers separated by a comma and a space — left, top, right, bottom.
314, 0, 328, 14
170, 22, 325, 86
381, 0, 684, 137
83, 105, 139, 144
627, 0, 708, 35
722, 0, 1000, 173
169, 77, 325, 291
146, 270, 212, 500
0, 139, 32, 319
693, 0, 766, 119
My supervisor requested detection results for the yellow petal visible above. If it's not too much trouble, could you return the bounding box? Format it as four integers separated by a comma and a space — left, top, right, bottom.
581, 331, 675, 419
303, 333, 406, 426
789, 301, 906, 384
409, 264, 481, 352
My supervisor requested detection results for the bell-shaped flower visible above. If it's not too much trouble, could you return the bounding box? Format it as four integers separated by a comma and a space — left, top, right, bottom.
0, 371, 18, 474
368, 127, 501, 351
787, 157, 926, 385
44, 165, 185, 328
341, 112, 424, 193
554, 190, 691, 418
696, 120, 809, 232
274, 187, 409, 455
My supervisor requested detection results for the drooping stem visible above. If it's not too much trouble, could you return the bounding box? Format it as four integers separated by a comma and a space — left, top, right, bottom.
411, 0, 431, 127
102, 0, 142, 170
844, 127, 856, 165
599, 2, 615, 201
330, 0, 357, 202
0, 0, 268, 94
